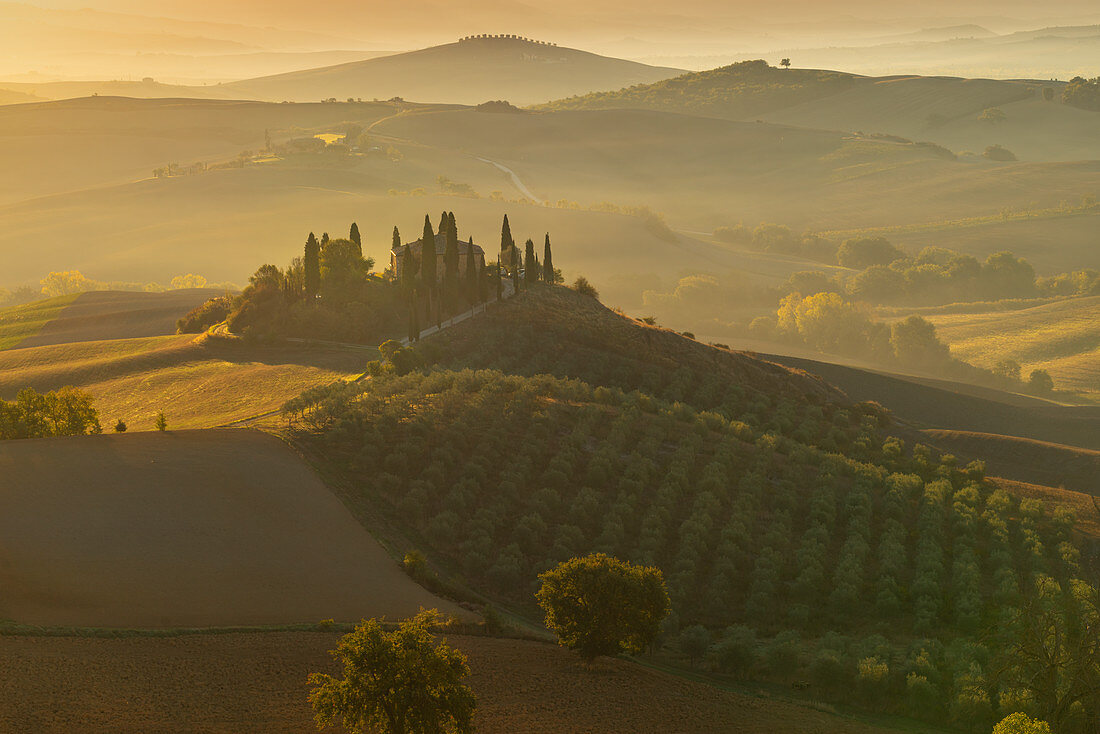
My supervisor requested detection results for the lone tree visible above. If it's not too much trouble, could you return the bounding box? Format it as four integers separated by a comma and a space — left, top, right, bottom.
154, 412, 167, 432
308, 610, 476, 734
304, 232, 321, 299
780, 58, 791, 69
536, 553, 669, 662
542, 233, 555, 284
349, 222, 362, 257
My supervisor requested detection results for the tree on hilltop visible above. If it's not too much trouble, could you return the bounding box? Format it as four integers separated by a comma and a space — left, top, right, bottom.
421, 215, 436, 323
543, 233, 555, 284
304, 232, 321, 299
465, 237, 480, 305
392, 226, 401, 251
308, 610, 476, 734
444, 215, 460, 313
537, 553, 669, 662
500, 215, 514, 273
349, 222, 362, 257
780, 58, 791, 69
524, 238, 537, 286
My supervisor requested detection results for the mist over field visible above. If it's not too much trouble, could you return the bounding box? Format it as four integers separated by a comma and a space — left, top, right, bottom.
1, 2, 1099, 732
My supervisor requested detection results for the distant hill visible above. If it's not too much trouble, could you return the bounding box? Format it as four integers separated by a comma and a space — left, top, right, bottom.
220, 36, 684, 105
0, 96, 400, 205
536, 60, 860, 119
539, 61, 1100, 161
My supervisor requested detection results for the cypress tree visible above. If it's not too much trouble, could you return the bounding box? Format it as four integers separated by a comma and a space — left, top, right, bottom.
465, 237, 479, 305
496, 262, 503, 301
321, 232, 330, 248
401, 244, 416, 295
524, 238, 537, 286
443, 218, 460, 314
500, 215, 513, 274
304, 232, 321, 299
420, 215, 436, 322
392, 226, 401, 250
543, 233, 554, 284
438, 211, 449, 235
349, 222, 362, 257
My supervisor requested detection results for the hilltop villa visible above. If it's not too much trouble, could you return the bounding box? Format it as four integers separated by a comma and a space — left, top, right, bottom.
391, 233, 486, 280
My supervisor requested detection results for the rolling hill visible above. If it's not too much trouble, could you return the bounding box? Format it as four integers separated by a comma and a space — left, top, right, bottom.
0, 96, 400, 206
539, 60, 1100, 161
219, 37, 684, 105
9, 289, 222, 349
373, 105, 1100, 247
919, 295, 1100, 401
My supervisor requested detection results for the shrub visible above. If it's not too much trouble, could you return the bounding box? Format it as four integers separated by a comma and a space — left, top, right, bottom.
176, 295, 232, 333
571, 276, 599, 299
983, 144, 1017, 161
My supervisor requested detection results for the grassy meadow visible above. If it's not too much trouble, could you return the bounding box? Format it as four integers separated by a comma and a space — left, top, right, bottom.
919, 295, 1100, 401
0, 294, 79, 349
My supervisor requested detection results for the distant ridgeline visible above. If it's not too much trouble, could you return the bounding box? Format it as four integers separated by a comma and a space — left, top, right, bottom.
458, 34, 558, 47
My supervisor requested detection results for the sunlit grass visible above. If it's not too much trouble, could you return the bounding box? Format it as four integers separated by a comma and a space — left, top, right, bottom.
0, 294, 79, 350
0, 333, 368, 429
924, 295, 1100, 400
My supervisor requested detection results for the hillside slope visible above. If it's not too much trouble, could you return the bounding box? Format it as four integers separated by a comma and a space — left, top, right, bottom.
11, 289, 222, 349
375, 106, 1100, 238
0, 429, 462, 627
223, 37, 683, 105
0, 96, 398, 205
540, 61, 1100, 161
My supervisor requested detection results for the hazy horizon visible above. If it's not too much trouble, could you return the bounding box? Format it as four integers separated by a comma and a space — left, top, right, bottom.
3, 0, 1098, 83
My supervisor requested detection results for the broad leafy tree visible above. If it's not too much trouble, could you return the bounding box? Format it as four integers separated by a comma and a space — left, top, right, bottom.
537, 553, 669, 662
308, 610, 476, 734
995, 576, 1100, 731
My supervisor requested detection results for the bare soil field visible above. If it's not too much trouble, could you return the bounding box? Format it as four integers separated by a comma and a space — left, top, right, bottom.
763, 353, 1100, 451
14, 289, 222, 348
0, 632, 905, 734
0, 429, 463, 628
923, 429, 1100, 496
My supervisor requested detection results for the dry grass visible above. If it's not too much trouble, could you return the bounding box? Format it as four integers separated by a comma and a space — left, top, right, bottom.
0, 333, 366, 430
0, 429, 465, 628
15, 289, 220, 348
0, 632, 910, 734
924, 295, 1100, 400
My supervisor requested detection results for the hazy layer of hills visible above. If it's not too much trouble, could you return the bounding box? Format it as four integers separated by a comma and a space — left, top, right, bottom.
218, 37, 684, 105
540, 60, 1100, 161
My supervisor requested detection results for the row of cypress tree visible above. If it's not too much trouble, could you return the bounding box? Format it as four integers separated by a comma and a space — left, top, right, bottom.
396, 212, 556, 342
